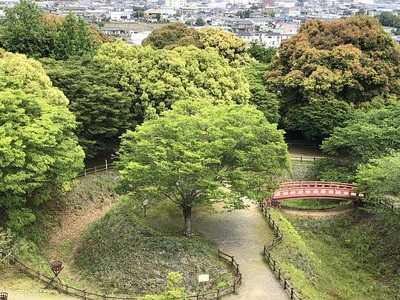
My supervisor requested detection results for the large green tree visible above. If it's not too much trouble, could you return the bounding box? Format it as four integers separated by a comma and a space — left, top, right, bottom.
117, 100, 290, 235
142, 23, 253, 67
356, 152, 400, 199
41, 42, 251, 156
53, 13, 100, 60
141, 22, 200, 50
316, 101, 400, 182
321, 102, 400, 163
0, 0, 55, 58
265, 15, 400, 139
0, 50, 84, 230
244, 62, 280, 123
0, 0, 105, 59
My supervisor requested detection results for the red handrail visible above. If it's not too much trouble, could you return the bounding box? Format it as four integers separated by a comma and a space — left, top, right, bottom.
271, 181, 363, 201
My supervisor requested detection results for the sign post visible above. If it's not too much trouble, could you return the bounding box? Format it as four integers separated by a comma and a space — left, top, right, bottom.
198, 274, 209, 295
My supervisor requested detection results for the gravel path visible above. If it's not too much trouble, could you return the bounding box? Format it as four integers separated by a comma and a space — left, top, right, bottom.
193, 199, 288, 300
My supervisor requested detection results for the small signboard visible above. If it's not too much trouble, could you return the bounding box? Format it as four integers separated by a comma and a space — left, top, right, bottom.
143, 200, 148, 206
198, 274, 209, 283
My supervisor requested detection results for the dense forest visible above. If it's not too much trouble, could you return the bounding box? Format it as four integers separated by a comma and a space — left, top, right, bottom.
1, 1, 400, 298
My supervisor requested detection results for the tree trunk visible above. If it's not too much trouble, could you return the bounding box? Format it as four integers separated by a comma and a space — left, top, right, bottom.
182, 205, 192, 236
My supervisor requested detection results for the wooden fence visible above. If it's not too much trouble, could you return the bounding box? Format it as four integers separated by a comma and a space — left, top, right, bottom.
77, 162, 115, 177
261, 206, 302, 300
13, 260, 137, 300
187, 249, 242, 300
290, 156, 324, 163
13, 249, 241, 300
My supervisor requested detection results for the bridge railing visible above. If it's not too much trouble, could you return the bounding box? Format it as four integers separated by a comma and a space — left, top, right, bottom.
279, 181, 356, 190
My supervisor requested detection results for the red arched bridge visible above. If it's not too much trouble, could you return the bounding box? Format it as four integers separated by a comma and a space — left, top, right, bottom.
271, 181, 364, 201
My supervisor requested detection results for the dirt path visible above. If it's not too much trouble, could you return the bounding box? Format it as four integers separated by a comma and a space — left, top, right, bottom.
193, 199, 288, 300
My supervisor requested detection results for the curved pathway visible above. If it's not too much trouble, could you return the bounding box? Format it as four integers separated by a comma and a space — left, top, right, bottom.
193, 199, 288, 300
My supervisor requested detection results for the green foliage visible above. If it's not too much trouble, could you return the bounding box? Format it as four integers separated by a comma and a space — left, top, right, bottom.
244, 62, 280, 123
247, 42, 277, 63
321, 103, 400, 163
0, 51, 84, 231
378, 11, 400, 28
41, 42, 250, 157
0, 0, 54, 58
117, 100, 290, 235
142, 23, 253, 67
53, 13, 100, 60
195, 18, 205, 26
0, 0, 102, 59
0, 228, 14, 263
198, 27, 254, 67
314, 158, 356, 182
284, 99, 353, 139
266, 15, 400, 139
142, 22, 200, 49
356, 151, 400, 198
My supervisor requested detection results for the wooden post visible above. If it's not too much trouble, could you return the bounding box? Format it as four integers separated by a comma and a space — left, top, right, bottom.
105, 159, 108, 171
291, 288, 294, 299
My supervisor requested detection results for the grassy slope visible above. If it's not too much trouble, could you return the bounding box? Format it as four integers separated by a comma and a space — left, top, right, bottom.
74, 197, 234, 296
270, 149, 400, 299
268, 206, 400, 300
1, 171, 233, 298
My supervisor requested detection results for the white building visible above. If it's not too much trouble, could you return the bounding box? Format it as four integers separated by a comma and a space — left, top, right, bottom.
109, 11, 132, 21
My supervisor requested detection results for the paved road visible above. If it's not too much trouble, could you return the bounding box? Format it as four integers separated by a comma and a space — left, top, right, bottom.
193, 199, 288, 300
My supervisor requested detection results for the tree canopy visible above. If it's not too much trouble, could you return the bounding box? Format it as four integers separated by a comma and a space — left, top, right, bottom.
265, 15, 400, 139
141, 22, 201, 50
0, 50, 84, 230
321, 102, 400, 164
356, 152, 400, 199
41, 42, 251, 156
117, 100, 290, 235
0, 0, 108, 59
244, 62, 280, 124
247, 42, 277, 64
315, 101, 400, 182
142, 23, 253, 67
